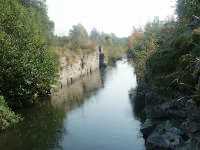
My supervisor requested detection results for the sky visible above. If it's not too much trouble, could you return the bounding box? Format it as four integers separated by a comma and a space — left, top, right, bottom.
46, 0, 176, 37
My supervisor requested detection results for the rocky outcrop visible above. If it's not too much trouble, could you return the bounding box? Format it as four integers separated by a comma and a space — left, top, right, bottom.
146, 121, 185, 150
59, 52, 99, 86
131, 83, 200, 150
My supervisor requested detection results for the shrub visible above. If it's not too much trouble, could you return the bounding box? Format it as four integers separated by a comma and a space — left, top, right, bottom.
0, 0, 56, 106
0, 96, 21, 130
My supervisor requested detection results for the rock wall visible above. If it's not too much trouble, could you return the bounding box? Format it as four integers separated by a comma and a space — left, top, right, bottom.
131, 83, 200, 150
59, 52, 99, 85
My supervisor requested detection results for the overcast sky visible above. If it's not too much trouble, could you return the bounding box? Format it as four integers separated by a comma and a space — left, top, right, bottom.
46, 0, 176, 37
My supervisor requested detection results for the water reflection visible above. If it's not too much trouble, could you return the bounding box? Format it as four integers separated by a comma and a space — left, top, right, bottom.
0, 70, 104, 150
129, 88, 146, 122
57, 60, 144, 150
0, 100, 66, 150
0, 60, 145, 150
51, 69, 104, 111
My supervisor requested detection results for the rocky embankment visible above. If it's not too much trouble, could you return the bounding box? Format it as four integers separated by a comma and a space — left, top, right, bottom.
59, 52, 99, 86
130, 83, 200, 150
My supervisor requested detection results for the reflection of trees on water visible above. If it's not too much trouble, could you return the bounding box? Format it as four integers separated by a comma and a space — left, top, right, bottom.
0, 69, 105, 150
127, 59, 146, 122
0, 99, 66, 150
129, 88, 146, 122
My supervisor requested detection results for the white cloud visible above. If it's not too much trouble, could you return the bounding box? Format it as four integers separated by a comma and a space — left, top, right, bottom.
47, 0, 176, 37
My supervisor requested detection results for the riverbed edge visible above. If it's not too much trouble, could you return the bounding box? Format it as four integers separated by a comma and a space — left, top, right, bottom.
130, 80, 200, 150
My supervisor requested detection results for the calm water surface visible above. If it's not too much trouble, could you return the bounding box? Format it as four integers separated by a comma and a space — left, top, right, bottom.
0, 60, 145, 150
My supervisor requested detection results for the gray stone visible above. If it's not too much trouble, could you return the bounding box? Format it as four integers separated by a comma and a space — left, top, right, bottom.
176, 139, 200, 150
146, 121, 184, 150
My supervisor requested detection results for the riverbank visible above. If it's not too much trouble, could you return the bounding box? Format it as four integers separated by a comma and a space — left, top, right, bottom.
130, 79, 200, 150
55, 47, 99, 86
128, 1, 200, 148
129, 43, 200, 149
54, 46, 127, 88
129, 42, 200, 149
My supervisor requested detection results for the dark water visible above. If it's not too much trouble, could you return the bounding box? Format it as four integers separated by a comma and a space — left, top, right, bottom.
0, 60, 145, 150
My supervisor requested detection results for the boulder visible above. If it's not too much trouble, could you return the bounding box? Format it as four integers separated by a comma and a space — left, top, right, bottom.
146, 121, 184, 150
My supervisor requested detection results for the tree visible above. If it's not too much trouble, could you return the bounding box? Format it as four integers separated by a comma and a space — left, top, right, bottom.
90, 28, 101, 45
177, 0, 200, 23
0, 0, 56, 106
69, 24, 89, 49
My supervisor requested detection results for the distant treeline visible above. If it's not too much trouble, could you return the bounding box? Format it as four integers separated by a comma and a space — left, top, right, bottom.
53, 24, 128, 64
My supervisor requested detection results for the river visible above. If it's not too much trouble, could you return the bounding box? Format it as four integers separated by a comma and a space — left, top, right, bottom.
0, 60, 145, 150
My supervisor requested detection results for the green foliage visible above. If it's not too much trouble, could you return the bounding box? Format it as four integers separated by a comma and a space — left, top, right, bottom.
69, 24, 90, 50
177, 0, 200, 22
54, 25, 128, 63
54, 24, 97, 55
0, 0, 56, 106
90, 31, 128, 63
131, 0, 200, 102
128, 18, 169, 80
53, 36, 70, 47
172, 30, 193, 50
90, 28, 101, 45
0, 96, 21, 130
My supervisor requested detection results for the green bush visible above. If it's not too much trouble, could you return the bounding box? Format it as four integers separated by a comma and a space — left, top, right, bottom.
130, 0, 200, 102
0, 96, 21, 130
177, 0, 200, 22
0, 0, 56, 106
